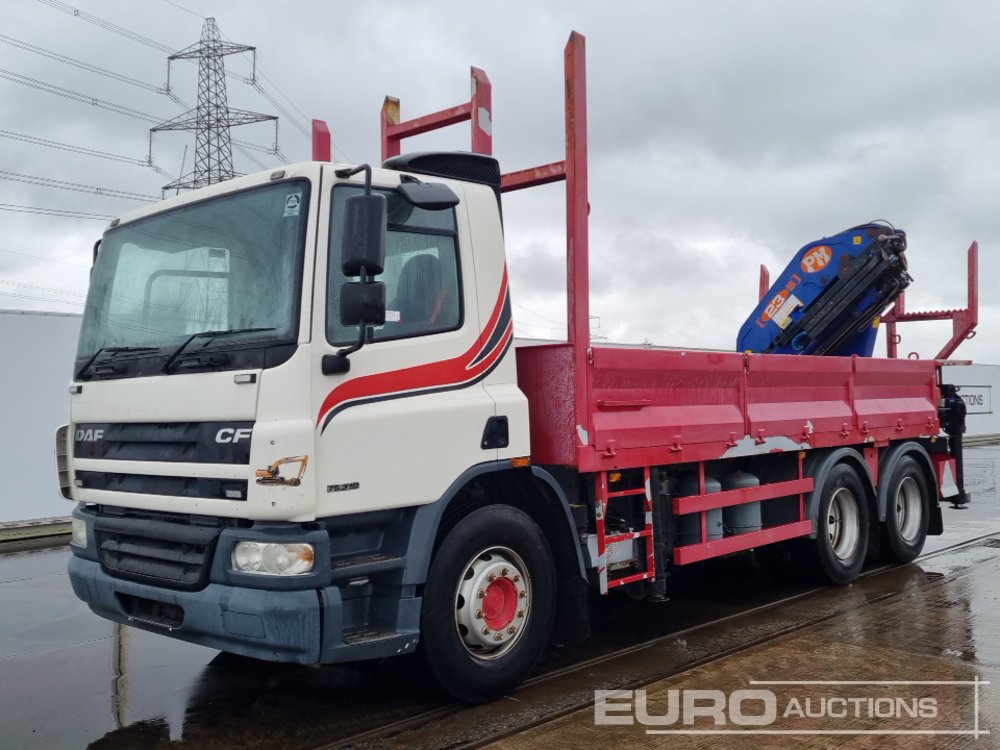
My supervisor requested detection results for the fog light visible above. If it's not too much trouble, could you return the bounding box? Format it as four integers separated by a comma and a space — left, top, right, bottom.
70, 519, 87, 547
231, 542, 314, 576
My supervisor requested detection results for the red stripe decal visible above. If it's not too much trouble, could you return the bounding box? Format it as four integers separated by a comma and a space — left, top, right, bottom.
317, 269, 511, 428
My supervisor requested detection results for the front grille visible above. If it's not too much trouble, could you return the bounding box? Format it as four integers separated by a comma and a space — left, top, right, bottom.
94, 514, 223, 591
74, 421, 254, 464
77, 471, 247, 501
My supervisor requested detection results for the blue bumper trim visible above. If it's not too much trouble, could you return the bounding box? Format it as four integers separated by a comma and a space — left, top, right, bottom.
69, 556, 323, 663
69, 557, 422, 664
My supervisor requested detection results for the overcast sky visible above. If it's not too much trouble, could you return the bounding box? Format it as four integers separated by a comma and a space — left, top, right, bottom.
2, 0, 997, 361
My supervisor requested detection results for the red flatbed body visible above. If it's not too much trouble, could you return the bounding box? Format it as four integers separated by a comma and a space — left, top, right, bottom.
377, 29, 967, 585
517, 344, 940, 473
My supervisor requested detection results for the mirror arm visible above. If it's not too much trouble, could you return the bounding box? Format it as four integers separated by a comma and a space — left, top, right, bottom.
334, 164, 373, 195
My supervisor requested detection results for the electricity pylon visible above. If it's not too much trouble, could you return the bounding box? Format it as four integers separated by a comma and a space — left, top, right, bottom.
151, 17, 276, 191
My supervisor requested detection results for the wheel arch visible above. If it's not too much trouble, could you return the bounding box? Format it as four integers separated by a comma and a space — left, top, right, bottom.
406, 462, 586, 586
877, 441, 939, 523
406, 462, 590, 644
803, 447, 876, 539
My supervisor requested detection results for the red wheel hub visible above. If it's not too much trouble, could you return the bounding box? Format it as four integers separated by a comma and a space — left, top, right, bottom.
482, 577, 518, 630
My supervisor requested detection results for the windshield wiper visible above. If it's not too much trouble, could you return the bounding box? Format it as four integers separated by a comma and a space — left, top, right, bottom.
76, 346, 158, 380
162, 327, 277, 374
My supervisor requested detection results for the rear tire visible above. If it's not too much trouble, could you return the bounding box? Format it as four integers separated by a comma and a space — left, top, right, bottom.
812, 463, 870, 585
420, 505, 556, 703
882, 456, 930, 563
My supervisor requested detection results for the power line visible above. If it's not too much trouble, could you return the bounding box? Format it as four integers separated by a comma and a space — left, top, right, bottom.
0, 169, 159, 202
159, 0, 203, 20
0, 288, 83, 306
0, 67, 163, 122
0, 278, 85, 297
37, 0, 175, 54
0, 247, 89, 268
2, 129, 145, 165
235, 55, 353, 161
0, 33, 162, 93
0, 72, 279, 166
252, 68, 313, 129
248, 81, 309, 139
229, 138, 279, 155
235, 146, 268, 170
513, 301, 564, 327
0, 129, 175, 181
0, 203, 115, 221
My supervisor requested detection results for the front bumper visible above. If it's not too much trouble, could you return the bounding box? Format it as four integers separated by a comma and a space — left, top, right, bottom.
68, 506, 422, 664
69, 556, 333, 662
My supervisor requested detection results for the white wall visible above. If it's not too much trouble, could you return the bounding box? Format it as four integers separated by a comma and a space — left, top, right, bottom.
0, 310, 80, 522
942, 363, 1000, 437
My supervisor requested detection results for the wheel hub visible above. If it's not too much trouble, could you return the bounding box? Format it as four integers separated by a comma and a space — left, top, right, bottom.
896, 476, 922, 542
455, 547, 530, 658
828, 487, 860, 561
482, 576, 518, 630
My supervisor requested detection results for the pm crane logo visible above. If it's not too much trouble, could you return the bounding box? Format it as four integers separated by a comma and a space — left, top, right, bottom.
801, 245, 832, 273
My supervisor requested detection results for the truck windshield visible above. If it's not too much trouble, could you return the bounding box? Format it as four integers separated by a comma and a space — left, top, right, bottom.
77, 180, 310, 367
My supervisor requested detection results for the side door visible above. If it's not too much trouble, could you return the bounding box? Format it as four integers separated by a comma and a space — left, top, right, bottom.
311, 170, 500, 517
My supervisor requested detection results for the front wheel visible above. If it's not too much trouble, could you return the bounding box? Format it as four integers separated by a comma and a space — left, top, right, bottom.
420, 505, 556, 702
882, 455, 930, 563
812, 463, 870, 585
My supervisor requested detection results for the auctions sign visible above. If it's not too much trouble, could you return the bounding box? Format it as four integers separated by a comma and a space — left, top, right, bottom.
594, 678, 989, 739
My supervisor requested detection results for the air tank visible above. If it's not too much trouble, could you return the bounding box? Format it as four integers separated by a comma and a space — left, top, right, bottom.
722, 470, 762, 534
675, 473, 723, 546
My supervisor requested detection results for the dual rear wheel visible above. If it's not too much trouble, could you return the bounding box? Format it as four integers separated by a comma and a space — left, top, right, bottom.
765, 453, 931, 585
881, 456, 930, 564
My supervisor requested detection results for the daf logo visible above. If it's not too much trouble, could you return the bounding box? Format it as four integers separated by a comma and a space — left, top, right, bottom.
216, 427, 253, 444
75, 428, 104, 442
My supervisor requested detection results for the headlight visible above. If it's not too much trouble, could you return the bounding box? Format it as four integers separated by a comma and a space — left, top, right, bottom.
231, 542, 315, 576
70, 519, 87, 547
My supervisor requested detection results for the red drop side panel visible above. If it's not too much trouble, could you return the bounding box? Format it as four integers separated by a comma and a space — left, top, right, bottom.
517, 345, 940, 473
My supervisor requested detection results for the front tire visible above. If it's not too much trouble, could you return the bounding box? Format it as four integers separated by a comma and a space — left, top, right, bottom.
420, 505, 556, 702
812, 463, 870, 585
882, 456, 930, 563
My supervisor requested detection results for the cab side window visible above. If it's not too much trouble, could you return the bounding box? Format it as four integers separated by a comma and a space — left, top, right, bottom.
328, 185, 461, 344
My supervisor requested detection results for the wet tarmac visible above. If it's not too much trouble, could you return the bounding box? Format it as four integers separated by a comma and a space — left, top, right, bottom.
3, 445, 1000, 750
487, 540, 1000, 750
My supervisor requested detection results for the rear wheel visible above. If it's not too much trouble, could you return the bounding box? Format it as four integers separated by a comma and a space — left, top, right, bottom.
882, 456, 930, 563
812, 463, 870, 585
420, 505, 556, 703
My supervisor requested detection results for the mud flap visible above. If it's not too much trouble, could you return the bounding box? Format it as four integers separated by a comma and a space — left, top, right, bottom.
552, 574, 590, 645
928, 501, 944, 536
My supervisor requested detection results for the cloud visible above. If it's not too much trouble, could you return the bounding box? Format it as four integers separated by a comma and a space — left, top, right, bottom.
0, 0, 994, 363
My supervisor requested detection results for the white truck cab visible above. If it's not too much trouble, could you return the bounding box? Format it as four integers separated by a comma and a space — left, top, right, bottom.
65, 157, 529, 521
62, 156, 553, 702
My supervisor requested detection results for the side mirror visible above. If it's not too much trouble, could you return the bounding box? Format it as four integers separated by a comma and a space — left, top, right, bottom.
340, 281, 386, 327
341, 194, 386, 276
327, 163, 389, 376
